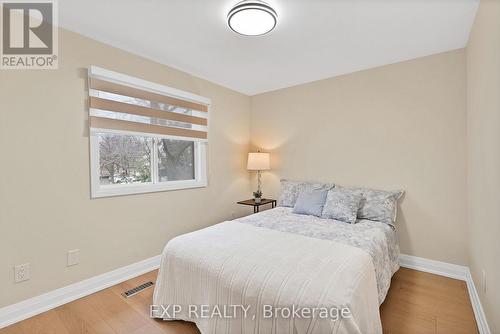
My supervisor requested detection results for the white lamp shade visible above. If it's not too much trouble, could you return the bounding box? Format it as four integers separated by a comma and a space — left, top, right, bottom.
247, 152, 270, 171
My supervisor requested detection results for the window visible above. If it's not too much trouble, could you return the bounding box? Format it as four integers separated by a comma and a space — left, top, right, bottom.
89, 66, 209, 198
98, 134, 152, 185
157, 139, 195, 182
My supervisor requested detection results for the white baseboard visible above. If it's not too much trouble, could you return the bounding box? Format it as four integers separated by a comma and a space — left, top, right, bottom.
400, 254, 490, 334
399, 253, 468, 280
0, 255, 161, 329
465, 269, 492, 334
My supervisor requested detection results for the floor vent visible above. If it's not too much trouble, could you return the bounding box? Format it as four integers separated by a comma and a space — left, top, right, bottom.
122, 281, 154, 298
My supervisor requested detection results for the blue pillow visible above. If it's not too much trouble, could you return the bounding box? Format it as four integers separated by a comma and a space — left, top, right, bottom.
292, 189, 328, 217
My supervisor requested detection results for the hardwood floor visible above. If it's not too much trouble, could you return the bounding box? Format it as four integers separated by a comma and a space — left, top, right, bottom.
380, 268, 478, 334
1, 268, 477, 334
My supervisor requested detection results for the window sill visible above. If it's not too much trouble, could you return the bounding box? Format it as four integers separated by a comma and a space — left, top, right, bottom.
91, 180, 207, 198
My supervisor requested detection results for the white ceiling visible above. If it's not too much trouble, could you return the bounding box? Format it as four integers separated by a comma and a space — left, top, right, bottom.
59, 0, 479, 95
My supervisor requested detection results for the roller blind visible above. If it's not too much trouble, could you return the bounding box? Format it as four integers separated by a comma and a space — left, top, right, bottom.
88, 66, 210, 141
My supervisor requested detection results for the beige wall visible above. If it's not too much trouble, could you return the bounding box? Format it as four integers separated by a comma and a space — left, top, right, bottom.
466, 0, 500, 330
0, 29, 252, 307
251, 50, 468, 265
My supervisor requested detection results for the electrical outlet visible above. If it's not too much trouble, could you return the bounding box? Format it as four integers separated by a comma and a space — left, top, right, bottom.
67, 249, 80, 267
14, 263, 30, 283
482, 269, 487, 293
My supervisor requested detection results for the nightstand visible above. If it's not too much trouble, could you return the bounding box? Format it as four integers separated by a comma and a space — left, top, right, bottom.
237, 198, 277, 213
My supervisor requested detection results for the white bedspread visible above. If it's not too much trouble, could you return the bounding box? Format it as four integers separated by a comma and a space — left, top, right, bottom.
238, 207, 400, 304
153, 211, 386, 334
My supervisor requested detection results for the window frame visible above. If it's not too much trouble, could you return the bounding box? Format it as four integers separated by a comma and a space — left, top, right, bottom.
88, 66, 210, 199
90, 130, 208, 198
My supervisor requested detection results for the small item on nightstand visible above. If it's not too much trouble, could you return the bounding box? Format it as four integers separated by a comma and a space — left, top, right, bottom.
253, 190, 262, 203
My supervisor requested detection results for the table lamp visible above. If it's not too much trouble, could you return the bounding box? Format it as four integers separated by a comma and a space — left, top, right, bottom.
247, 152, 270, 203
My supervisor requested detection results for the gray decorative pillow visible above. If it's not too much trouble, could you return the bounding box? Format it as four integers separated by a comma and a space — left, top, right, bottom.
278, 179, 334, 207
293, 189, 328, 217
357, 188, 404, 224
321, 188, 363, 224
337, 186, 404, 225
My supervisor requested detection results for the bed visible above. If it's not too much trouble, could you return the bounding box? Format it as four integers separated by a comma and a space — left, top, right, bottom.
152, 206, 399, 334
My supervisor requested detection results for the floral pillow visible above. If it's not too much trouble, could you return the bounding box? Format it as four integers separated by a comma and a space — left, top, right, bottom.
338, 186, 404, 225
277, 179, 334, 207
357, 188, 404, 224
321, 188, 363, 224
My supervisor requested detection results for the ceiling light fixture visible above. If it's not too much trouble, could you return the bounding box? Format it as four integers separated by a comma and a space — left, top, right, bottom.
227, 1, 277, 36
